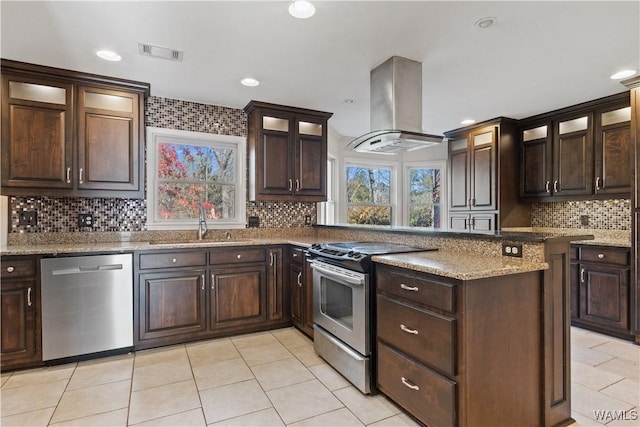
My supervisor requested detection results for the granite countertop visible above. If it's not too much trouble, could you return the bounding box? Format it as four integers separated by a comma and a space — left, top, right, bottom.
0, 237, 327, 256
502, 227, 631, 248
373, 251, 549, 281
318, 224, 594, 243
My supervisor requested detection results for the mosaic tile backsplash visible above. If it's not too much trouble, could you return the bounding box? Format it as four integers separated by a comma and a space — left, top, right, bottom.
531, 199, 631, 230
9, 96, 317, 233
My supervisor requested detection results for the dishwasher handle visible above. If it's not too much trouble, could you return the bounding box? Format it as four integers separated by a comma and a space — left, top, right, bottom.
52, 263, 124, 275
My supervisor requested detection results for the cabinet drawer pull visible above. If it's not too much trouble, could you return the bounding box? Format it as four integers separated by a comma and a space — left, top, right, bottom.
66, 167, 71, 184
400, 283, 419, 292
6, 266, 14, 273
580, 268, 586, 283
237, 254, 242, 259
172, 258, 177, 263
27, 287, 32, 306
401, 377, 420, 391
400, 324, 419, 335
597, 253, 605, 259
297, 272, 303, 287
545, 181, 550, 193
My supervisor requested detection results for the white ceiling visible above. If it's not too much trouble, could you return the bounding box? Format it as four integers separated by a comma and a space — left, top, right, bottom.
1, 1, 638, 138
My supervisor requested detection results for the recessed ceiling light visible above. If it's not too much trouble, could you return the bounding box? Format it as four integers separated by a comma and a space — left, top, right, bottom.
610, 69, 636, 80
461, 119, 476, 125
288, 0, 315, 19
96, 50, 121, 62
474, 17, 496, 29
241, 77, 260, 87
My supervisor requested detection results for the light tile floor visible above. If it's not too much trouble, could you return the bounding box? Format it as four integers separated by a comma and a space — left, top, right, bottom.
0, 326, 637, 426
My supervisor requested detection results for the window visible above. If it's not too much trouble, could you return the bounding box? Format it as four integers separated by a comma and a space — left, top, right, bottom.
345, 163, 394, 225
146, 127, 246, 230
405, 163, 445, 229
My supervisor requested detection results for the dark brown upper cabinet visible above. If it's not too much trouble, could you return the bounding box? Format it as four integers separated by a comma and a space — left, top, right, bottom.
1, 59, 149, 198
244, 101, 333, 202
446, 118, 529, 231
519, 92, 630, 201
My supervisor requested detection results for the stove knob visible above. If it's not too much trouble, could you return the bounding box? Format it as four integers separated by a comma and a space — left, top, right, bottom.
347, 250, 355, 257
311, 244, 320, 249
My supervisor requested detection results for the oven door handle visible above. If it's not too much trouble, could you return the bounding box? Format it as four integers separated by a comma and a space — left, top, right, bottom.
310, 262, 365, 286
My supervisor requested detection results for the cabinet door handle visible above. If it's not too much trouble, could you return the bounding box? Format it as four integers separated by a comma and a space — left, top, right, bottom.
554, 180, 559, 192
580, 268, 586, 283
401, 377, 420, 391
295, 179, 300, 191
269, 252, 274, 267
79, 168, 84, 184
211, 273, 215, 291
466, 197, 471, 207
66, 167, 71, 184
288, 179, 293, 191
470, 216, 476, 229
595, 177, 601, 191
470, 198, 476, 207
201, 275, 205, 291
297, 272, 302, 287
545, 181, 550, 193
400, 324, 419, 335
27, 287, 32, 307
400, 283, 419, 292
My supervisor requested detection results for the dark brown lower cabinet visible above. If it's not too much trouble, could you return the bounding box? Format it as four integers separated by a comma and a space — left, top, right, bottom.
1, 256, 42, 371
289, 247, 314, 337
135, 246, 288, 350
210, 264, 267, 329
571, 244, 631, 339
138, 270, 207, 341
376, 262, 564, 427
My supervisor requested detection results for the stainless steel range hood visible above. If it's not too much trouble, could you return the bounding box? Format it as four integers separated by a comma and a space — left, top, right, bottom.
347, 56, 444, 154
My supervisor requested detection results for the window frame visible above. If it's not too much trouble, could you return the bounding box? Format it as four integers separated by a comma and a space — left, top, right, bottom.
403, 160, 447, 229
146, 126, 246, 230
341, 157, 399, 226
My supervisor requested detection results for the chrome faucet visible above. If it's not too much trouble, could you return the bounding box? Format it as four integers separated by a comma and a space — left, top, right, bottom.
198, 203, 208, 240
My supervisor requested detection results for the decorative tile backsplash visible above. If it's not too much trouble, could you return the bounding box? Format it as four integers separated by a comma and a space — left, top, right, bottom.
9, 96, 317, 233
531, 199, 631, 230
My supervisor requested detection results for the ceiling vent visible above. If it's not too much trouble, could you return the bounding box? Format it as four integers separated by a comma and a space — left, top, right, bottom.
138, 43, 183, 62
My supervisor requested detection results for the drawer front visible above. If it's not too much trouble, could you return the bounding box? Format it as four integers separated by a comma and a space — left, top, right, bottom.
139, 251, 207, 270
580, 247, 629, 266
377, 265, 455, 313
377, 295, 455, 376
377, 341, 456, 427
290, 247, 305, 264
209, 247, 266, 265
1, 257, 36, 278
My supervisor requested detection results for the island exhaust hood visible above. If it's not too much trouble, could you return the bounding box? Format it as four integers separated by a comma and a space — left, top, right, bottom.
347, 56, 445, 154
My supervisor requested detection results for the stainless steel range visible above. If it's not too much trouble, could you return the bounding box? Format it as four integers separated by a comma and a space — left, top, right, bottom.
307, 241, 435, 394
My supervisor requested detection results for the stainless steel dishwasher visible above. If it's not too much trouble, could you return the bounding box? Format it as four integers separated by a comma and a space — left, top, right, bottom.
40, 253, 133, 361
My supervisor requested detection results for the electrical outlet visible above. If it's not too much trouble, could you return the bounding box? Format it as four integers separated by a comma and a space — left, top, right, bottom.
502, 243, 523, 258
304, 215, 312, 225
18, 210, 37, 226
247, 216, 260, 228
580, 215, 589, 226
78, 213, 94, 228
